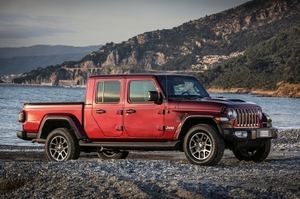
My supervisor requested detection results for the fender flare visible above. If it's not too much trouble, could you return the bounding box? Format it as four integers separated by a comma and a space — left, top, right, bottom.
37, 114, 88, 140
174, 115, 223, 140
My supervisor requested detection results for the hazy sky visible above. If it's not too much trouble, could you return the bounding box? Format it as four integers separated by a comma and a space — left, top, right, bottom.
0, 0, 248, 47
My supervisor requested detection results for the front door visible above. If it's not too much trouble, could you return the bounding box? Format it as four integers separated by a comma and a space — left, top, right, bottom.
92, 79, 124, 138
124, 78, 164, 138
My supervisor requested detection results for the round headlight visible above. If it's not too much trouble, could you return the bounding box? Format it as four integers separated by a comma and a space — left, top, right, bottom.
227, 108, 237, 119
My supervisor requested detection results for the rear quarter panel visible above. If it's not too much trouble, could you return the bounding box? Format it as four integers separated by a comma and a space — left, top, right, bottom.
23, 103, 83, 133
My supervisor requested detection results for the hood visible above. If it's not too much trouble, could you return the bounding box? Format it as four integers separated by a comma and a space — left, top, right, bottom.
201, 97, 259, 107
174, 97, 261, 113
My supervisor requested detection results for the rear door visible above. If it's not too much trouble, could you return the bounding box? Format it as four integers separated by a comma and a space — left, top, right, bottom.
123, 77, 165, 138
92, 78, 124, 138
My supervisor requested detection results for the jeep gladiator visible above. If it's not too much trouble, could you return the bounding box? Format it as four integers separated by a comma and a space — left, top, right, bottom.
17, 74, 277, 165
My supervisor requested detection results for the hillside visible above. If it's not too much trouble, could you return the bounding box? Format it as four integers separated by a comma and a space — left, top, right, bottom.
0, 45, 101, 75
13, 0, 300, 91
201, 25, 300, 89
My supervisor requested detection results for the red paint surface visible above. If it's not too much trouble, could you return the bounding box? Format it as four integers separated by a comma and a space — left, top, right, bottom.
21, 75, 262, 141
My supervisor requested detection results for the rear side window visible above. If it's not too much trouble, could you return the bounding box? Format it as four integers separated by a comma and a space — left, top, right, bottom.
129, 80, 156, 103
96, 81, 120, 103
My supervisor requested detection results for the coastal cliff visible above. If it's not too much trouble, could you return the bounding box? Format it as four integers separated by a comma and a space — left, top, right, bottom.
13, 0, 300, 97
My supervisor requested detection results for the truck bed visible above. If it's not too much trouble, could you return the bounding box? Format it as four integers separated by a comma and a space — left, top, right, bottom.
22, 102, 84, 134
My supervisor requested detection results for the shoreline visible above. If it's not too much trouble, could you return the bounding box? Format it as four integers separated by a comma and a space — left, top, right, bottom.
207, 86, 300, 98
2, 83, 300, 98
207, 87, 274, 96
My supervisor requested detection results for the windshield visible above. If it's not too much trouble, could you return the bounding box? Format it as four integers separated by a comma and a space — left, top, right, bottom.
156, 75, 210, 99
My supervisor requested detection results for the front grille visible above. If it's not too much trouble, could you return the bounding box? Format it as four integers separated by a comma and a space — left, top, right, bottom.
235, 108, 260, 127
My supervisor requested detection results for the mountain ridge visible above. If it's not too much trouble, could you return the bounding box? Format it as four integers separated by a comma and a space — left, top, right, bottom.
0, 45, 101, 58
12, 0, 300, 92
0, 45, 101, 75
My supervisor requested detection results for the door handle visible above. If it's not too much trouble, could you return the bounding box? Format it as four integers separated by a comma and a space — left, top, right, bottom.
95, 109, 106, 114
125, 109, 136, 114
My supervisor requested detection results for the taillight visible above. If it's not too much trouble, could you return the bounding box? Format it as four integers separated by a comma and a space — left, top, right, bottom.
18, 111, 26, 123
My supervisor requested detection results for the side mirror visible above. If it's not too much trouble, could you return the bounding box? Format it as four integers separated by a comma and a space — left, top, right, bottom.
147, 91, 161, 103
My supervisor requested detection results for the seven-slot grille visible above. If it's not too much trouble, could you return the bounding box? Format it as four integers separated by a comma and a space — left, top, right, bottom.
235, 108, 261, 127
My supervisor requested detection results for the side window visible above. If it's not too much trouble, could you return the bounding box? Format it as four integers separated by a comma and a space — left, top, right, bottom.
129, 80, 156, 103
96, 81, 120, 103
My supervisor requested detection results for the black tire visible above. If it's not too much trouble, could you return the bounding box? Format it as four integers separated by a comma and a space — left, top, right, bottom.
97, 150, 129, 159
45, 128, 80, 162
233, 140, 271, 162
183, 124, 225, 166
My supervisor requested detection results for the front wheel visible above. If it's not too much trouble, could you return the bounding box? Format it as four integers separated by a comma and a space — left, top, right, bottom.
45, 128, 80, 162
233, 140, 271, 162
97, 150, 129, 159
183, 124, 225, 166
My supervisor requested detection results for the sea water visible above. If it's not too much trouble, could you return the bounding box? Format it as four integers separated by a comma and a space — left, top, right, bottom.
0, 85, 299, 146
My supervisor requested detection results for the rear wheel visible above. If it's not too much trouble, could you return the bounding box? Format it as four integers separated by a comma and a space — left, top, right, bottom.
45, 128, 80, 162
233, 140, 271, 162
183, 124, 225, 166
97, 150, 129, 159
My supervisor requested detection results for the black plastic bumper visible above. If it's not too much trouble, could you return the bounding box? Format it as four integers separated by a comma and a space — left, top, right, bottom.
16, 131, 37, 140
222, 127, 278, 140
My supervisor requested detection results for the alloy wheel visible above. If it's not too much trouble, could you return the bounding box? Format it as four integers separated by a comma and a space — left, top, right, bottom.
189, 132, 213, 160
49, 135, 69, 161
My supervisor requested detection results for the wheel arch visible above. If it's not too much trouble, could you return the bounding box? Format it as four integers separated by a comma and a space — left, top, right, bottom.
176, 115, 223, 148
37, 114, 87, 140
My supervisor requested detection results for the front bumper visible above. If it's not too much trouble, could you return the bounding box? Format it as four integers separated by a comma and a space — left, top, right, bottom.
16, 131, 37, 141
223, 127, 278, 140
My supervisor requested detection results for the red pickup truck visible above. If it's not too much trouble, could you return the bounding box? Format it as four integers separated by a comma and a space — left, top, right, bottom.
17, 74, 277, 165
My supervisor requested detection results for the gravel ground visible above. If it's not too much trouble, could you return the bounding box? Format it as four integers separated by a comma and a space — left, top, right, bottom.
272, 129, 300, 151
0, 129, 299, 199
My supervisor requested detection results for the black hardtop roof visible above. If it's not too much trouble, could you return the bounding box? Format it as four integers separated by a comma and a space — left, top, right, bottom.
89, 73, 194, 79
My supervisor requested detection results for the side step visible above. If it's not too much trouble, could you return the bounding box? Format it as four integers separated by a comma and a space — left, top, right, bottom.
79, 140, 180, 150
